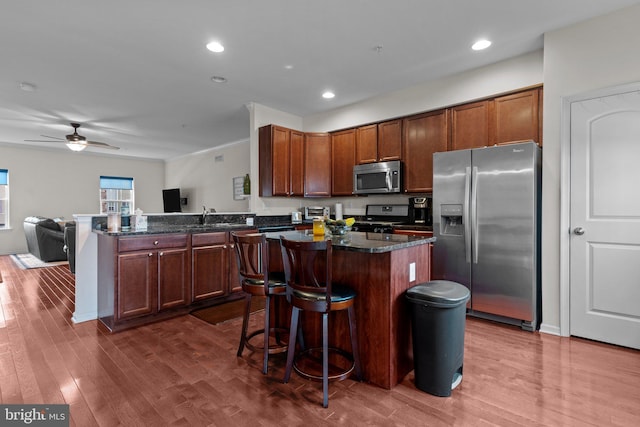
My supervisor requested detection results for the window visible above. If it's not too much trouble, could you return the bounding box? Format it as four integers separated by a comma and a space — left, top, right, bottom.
99, 176, 134, 214
0, 169, 9, 229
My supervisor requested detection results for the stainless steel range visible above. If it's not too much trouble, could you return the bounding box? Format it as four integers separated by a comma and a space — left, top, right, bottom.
353, 204, 409, 233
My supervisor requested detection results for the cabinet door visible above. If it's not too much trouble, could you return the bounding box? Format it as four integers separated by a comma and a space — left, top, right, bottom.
271, 126, 291, 196
331, 129, 356, 195
304, 133, 331, 197
355, 124, 378, 164
259, 124, 291, 197
491, 88, 540, 146
377, 119, 402, 162
117, 251, 157, 320
403, 110, 448, 193
158, 248, 190, 311
289, 130, 305, 196
192, 244, 228, 301
450, 100, 489, 150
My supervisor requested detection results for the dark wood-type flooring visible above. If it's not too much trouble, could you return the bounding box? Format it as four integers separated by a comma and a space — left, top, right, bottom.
0, 255, 639, 426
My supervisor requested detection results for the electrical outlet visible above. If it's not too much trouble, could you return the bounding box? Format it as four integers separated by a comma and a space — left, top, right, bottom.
409, 262, 416, 282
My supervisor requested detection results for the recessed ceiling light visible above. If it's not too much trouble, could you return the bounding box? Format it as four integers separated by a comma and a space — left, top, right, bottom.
211, 76, 227, 83
322, 91, 335, 99
472, 39, 492, 51
284, 65, 294, 70
206, 41, 225, 53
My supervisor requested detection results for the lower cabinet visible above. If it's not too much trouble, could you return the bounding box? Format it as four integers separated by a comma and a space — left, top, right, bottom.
98, 229, 256, 332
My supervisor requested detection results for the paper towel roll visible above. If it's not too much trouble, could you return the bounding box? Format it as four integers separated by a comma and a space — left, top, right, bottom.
335, 203, 343, 220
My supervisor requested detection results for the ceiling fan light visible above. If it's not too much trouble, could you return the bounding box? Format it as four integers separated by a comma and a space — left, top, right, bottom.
66, 142, 87, 152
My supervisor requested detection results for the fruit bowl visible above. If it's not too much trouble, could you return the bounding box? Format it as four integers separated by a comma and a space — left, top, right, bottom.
326, 224, 352, 236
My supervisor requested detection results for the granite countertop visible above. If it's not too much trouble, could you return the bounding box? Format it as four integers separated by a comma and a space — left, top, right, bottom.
264, 230, 435, 254
93, 223, 255, 236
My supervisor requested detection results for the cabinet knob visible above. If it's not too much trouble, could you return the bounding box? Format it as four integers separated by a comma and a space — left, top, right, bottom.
148, 253, 153, 257
154, 240, 159, 245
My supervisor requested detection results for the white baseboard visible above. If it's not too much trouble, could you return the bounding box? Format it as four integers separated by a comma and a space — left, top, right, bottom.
539, 323, 561, 336
72, 311, 98, 324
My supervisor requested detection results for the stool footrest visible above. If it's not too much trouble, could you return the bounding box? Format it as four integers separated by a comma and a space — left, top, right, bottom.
244, 327, 289, 355
293, 347, 355, 382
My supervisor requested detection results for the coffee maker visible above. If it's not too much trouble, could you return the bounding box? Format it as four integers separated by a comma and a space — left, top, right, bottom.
409, 196, 432, 225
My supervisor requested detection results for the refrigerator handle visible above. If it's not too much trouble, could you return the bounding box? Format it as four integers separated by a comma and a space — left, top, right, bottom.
471, 166, 479, 264
464, 166, 471, 263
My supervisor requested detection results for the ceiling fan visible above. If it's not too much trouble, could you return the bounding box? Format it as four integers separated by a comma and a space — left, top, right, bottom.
25, 123, 120, 151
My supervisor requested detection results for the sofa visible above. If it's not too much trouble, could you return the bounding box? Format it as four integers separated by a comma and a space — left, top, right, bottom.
23, 216, 68, 262
64, 221, 76, 273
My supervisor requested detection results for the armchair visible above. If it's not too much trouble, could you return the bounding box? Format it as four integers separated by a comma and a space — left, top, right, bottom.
23, 216, 67, 262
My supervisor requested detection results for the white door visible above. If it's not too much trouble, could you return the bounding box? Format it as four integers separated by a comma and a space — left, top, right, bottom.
570, 88, 640, 350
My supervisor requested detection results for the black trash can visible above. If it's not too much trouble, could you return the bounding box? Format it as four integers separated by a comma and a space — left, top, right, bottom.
406, 280, 470, 397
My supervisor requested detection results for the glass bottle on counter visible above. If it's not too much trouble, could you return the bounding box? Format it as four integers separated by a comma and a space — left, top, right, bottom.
312, 217, 326, 236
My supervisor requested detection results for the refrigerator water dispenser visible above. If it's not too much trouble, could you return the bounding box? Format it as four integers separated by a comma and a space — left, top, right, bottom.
440, 204, 463, 236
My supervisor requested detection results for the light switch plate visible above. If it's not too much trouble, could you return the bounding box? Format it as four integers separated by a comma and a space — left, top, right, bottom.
409, 262, 416, 282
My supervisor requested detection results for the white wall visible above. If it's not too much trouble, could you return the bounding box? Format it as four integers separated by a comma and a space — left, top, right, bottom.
0, 144, 164, 255
164, 140, 251, 213
541, 3, 640, 332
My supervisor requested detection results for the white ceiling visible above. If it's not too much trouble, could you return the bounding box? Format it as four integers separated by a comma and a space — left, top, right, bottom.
1, 0, 638, 160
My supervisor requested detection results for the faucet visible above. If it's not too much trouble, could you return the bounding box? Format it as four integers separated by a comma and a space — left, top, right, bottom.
202, 205, 208, 224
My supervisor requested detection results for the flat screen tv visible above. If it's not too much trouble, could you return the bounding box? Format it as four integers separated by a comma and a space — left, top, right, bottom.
162, 188, 182, 213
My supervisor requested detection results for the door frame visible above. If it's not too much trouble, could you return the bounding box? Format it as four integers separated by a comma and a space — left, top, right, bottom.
559, 80, 640, 337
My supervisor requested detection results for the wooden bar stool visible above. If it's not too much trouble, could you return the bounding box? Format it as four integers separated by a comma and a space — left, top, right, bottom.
279, 236, 362, 408
232, 232, 288, 374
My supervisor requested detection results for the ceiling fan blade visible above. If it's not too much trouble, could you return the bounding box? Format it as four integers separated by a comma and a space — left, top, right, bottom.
24, 139, 65, 143
87, 140, 120, 150
40, 134, 65, 141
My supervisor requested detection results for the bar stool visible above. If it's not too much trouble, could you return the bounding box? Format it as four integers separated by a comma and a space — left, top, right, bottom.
279, 236, 362, 408
232, 232, 288, 374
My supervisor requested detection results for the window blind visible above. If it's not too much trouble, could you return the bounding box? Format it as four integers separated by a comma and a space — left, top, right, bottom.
100, 176, 133, 190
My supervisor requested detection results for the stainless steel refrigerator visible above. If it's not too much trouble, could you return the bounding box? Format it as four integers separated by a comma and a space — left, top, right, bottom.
432, 141, 541, 331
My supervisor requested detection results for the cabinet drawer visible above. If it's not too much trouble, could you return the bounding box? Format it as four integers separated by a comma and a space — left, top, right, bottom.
118, 234, 188, 252
191, 232, 227, 247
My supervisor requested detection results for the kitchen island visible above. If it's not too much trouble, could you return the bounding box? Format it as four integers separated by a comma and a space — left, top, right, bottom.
264, 230, 435, 389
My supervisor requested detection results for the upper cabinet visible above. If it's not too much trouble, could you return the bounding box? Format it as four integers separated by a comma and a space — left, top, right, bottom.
304, 133, 331, 197
258, 86, 541, 198
355, 120, 402, 164
450, 101, 490, 151
259, 125, 304, 197
491, 88, 541, 146
332, 129, 357, 196
402, 110, 448, 193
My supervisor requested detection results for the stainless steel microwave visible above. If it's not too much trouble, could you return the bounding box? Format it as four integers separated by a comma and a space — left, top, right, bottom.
353, 160, 402, 195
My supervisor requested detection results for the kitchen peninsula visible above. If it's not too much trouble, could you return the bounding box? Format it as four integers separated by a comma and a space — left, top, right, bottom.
265, 230, 435, 389
87, 215, 434, 389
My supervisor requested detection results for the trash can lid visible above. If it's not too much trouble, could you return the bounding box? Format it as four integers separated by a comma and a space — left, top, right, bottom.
406, 280, 470, 307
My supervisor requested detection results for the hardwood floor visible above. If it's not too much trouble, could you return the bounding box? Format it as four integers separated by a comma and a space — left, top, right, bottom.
1, 254, 639, 426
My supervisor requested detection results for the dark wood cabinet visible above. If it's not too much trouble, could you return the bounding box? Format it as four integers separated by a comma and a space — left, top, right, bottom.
191, 232, 228, 301
304, 132, 331, 197
402, 110, 448, 193
157, 247, 190, 311
355, 120, 402, 164
289, 130, 305, 195
117, 251, 157, 320
355, 124, 378, 164
331, 128, 356, 195
491, 88, 541, 146
377, 119, 403, 162
450, 100, 489, 151
99, 233, 191, 330
259, 125, 304, 197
